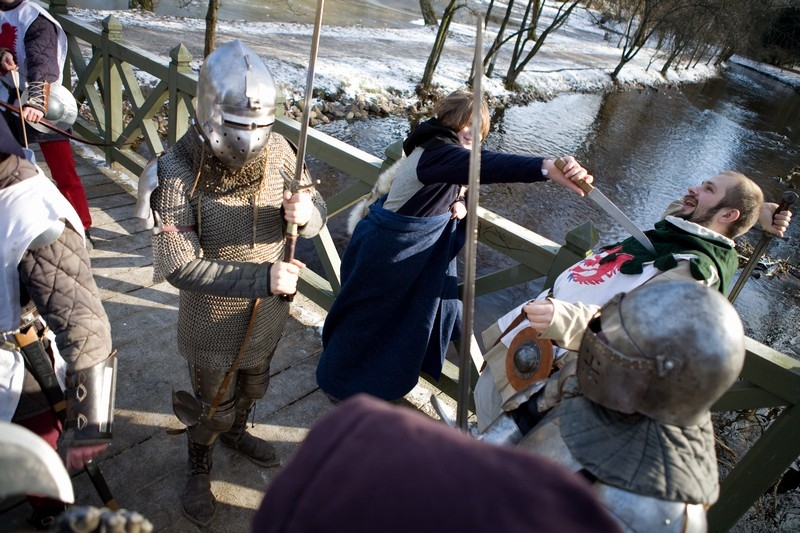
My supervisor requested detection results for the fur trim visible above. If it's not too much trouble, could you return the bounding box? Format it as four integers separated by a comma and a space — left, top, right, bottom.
347, 155, 405, 234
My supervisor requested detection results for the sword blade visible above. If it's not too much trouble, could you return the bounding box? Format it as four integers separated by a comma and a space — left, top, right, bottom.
283, 0, 325, 302
727, 233, 771, 303
587, 188, 657, 255
292, 0, 325, 185
84, 460, 119, 511
554, 158, 656, 255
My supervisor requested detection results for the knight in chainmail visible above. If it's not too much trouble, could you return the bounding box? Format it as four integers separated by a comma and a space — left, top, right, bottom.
477, 281, 746, 532
149, 41, 326, 527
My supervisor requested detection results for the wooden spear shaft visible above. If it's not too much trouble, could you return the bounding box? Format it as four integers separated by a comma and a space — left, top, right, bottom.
456, 16, 484, 430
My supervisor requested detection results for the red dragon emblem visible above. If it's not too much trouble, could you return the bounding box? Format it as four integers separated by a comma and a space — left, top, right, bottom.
566, 245, 634, 285
0, 22, 19, 69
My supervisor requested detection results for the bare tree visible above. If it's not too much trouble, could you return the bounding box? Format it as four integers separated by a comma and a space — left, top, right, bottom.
129, 0, 154, 10
479, 0, 581, 90
484, 0, 500, 29
607, 0, 691, 80
419, 0, 438, 26
418, 0, 464, 95
649, 0, 776, 75
484, 0, 516, 77
204, 0, 220, 57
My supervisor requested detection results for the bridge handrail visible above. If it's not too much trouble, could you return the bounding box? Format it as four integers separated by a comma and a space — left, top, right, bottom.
45, 2, 799, 530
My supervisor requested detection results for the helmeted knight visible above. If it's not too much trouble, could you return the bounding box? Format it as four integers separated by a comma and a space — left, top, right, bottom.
149, 40, 327, 527
477, 280, 745, 533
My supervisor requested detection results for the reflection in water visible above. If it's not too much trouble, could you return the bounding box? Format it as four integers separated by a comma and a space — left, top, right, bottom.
314, 64, 799, 360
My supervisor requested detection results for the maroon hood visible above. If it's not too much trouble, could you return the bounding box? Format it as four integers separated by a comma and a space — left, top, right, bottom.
253, 394, 621, 533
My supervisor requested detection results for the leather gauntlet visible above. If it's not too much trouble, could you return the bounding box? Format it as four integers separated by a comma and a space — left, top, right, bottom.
65, 352, 117, 444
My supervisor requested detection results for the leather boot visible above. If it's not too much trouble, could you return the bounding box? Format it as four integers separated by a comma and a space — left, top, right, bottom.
220, 408, 281, 468
182, 436, 216, 527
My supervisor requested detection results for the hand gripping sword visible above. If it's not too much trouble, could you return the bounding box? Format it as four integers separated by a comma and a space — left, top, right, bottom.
456, 16, 485, 430
281, 0, 325, 303
728, 190, 797, 303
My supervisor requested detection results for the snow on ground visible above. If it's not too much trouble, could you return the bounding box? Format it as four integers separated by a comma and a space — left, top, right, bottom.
730, 55, 800, 89
69, 3, 722, 109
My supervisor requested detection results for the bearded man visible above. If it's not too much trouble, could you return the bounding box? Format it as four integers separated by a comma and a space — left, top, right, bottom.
149, 40, 327, 527
474, 171, 792, 429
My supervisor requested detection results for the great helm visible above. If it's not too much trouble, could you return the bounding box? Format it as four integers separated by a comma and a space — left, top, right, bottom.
195, 40, 277, 170
577, 281, 745, 427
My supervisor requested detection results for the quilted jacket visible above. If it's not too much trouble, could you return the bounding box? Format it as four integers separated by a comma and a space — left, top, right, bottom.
2, 154, 112, 420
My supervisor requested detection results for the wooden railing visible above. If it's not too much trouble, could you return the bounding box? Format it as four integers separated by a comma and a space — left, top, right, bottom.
46, 1, 800, 530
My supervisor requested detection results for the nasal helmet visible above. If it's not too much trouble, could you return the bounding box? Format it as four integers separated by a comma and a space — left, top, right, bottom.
195, 40, 277, 170
577, 281, 745, 427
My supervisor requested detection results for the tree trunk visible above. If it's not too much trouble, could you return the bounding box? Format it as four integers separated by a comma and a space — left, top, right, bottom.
419, 0, 459, 94
504, 1, 581, 89
484, 0, 515, 77
204, 0, 220, 58
130, 0, 154, 10
660, 51, 678, 75
419, 0, 438, 26
484, 0, 496, 28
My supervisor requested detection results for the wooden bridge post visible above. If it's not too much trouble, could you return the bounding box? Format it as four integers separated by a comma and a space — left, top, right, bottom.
48, 0, 68, 15
382, 139, 404, 169
709, 403, 800, 531
543, 221, 598, 290
101, 16, 123, 164
167, 44, 193, 145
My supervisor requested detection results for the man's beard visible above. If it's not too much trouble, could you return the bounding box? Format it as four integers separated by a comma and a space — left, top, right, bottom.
675, 200, 722, 227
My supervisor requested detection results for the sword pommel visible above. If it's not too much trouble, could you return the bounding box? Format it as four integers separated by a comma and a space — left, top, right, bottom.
775, 191, 797, 224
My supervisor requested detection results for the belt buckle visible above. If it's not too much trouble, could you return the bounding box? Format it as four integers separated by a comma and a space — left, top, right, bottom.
18, 309, 47, 338
19, 309, 40, 328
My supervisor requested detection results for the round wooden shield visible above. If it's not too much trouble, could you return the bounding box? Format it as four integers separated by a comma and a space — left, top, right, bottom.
505, 327, 554, 391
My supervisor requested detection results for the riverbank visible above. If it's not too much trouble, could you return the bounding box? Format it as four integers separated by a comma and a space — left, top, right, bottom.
72, 3, 725, 124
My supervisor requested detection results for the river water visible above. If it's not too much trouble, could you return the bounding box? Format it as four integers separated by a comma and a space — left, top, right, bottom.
311, 63, 800, 359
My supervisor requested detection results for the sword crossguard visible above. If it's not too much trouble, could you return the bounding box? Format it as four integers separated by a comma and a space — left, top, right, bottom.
280, 168, 319, 194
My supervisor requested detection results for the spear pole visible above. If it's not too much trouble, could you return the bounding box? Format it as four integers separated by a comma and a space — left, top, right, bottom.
456, 16, 484, 430
282, 0, 325, 302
